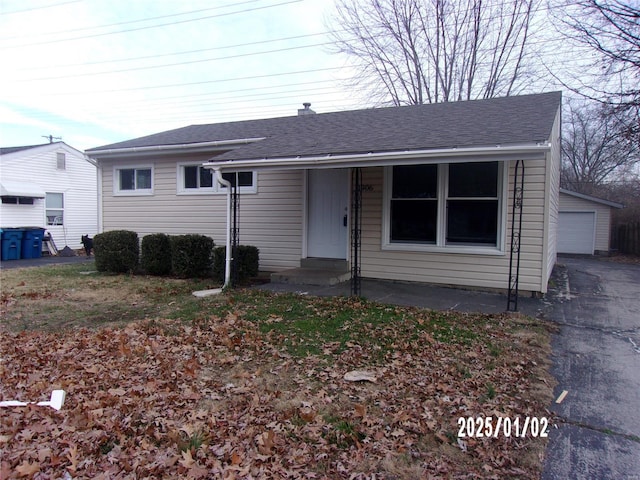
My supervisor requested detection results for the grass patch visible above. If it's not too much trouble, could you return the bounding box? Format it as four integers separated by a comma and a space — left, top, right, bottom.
0, 264, 555, 479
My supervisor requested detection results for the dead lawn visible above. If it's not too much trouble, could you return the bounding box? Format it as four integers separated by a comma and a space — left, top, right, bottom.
0, 264, 556, 479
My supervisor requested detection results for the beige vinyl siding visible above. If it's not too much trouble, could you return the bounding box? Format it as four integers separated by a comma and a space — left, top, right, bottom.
359, 154, 552, 293
542, 109, 562, 290
559, 192, 612, 252
100, 155, 302, 271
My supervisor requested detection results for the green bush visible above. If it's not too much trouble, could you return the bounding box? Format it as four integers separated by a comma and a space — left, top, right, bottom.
141, 233, 172, 275
213, 245, 259, 284
170, 234, 214, 278
93, 230, 139, 273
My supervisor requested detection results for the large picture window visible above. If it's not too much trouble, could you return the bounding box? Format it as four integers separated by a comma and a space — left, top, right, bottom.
446, 162, 499, 245
390, 164, 438, 243
385, 161, 503, 251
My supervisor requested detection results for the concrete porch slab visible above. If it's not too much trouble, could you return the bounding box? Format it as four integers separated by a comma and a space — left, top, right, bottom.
270, 268, 351, 286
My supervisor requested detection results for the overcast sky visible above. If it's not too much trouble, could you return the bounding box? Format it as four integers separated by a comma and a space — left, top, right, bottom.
0, 0, 361, 150
1, 0, 600, 153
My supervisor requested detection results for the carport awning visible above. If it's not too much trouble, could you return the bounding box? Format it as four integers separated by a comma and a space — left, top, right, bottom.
0, 181, 46, 198
202, 144, 551, 172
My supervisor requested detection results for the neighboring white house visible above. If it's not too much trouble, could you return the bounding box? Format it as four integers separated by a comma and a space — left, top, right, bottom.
0, 142, 98, 251
87, 92, 562, 297
558, 188, 623, 255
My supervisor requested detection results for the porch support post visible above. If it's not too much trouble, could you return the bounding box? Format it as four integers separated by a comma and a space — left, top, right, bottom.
351, 167, 363, 297
213, 169, 233, 289
507, 160, 525, 311
230, 183, 239, 288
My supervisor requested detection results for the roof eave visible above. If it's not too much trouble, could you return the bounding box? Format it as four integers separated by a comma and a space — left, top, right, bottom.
203, 143, 552, 172
86, 137, 266, 159
560, 188, 624, 209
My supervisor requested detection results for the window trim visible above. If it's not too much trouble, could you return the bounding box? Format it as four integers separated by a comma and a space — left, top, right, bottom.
176, 163, 257, 195
382, 161, 507, 255
56, 152, 66, 170
113, 165, 154, 196
45, 192, 64, 226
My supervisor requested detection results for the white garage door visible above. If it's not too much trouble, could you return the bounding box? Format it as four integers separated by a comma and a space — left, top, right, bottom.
558, 212, 596, 254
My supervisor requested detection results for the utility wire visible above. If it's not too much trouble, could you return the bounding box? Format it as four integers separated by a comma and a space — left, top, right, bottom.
1, 0, 263, 40
1, 0, 302, 48
24, 42, 334, 81
0, 0, 81, 15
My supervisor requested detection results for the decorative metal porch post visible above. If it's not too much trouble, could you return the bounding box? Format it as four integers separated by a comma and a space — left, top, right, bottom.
351, 168, 363, 297
507, 160, 525, 311
230, 183, 239, 288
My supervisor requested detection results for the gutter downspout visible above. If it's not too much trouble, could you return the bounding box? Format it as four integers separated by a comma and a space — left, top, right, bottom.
213, 168, 232, 289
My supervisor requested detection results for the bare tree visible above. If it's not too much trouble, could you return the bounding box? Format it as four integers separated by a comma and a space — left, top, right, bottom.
562, 100, 639, 194
328, 0, 539, 106
553, 0, 640, 141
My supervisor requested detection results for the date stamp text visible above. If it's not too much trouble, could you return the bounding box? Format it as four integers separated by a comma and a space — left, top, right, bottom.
457, 416, 550, 438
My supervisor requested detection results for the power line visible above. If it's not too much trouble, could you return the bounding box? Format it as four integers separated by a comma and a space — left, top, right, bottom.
0, 0, 80, 15
17, 31, 333, 70
1, 0, 263, 40
24, 41, 334, 81
37, 66, 346, 96
1, 0, 302, 48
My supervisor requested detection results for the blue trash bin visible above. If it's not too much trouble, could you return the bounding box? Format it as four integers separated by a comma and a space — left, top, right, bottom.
1, 228, 24, 261
21, 227, 45, 259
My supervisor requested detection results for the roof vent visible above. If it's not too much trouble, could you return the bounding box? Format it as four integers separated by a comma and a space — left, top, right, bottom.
298, 102, 316, 116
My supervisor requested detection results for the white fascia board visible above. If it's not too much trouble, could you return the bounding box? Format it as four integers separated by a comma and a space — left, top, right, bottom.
86, 137, 266, 160
202, 144, 551, 172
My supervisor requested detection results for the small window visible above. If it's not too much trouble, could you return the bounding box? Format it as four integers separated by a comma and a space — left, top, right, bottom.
46, 192, 64, 225
1, 196, 35, 205
183, 166, 213, 190
56, 152, 66, 170
115, 166, 153, 195
221, 171, 254, 189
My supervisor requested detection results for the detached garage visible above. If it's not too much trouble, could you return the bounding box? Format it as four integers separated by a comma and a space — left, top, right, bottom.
558, 189, 623, 255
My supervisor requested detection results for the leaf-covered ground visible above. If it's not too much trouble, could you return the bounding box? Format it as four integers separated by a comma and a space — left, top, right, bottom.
0, 267, 555, 479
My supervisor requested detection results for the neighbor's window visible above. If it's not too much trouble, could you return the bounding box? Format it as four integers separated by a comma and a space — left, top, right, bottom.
1, 196, 35, 205
46, 192, 64, 225
56, 152, 66, 170
387, 161, 502, 250
115, 166, 153, 194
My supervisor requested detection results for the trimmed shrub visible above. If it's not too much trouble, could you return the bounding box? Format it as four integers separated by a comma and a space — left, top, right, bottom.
141, 233, 172, 275
170, 234, 214, 278
213, 245, 259, 284
93, 230, 139, 273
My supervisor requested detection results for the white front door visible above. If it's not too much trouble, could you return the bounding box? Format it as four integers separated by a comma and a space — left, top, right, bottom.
307, 169, 349, 259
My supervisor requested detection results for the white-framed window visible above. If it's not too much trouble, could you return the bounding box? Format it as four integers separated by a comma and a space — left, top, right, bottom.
114, 165, 153, 195
177, 163, 256, 194
56, 152, 66, 170
46, 192, 64, 225
219, 171, 257, 194
383, 161, 506, 254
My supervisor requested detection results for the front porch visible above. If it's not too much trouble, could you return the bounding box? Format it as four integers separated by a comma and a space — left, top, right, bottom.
270, 258, 351, 286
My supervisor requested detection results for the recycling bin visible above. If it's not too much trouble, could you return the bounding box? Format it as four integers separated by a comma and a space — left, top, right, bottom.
21, 227, 45, 259
1, 228, 24, 261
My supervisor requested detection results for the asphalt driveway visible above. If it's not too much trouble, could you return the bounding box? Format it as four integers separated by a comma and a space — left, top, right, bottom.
542, 256, 640, 480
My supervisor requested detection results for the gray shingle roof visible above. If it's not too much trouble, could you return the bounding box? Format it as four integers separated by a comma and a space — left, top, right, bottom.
0, 143, 51, 155
88, 92, 561, 160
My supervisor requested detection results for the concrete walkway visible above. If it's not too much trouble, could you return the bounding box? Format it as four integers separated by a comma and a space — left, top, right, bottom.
259, 276, 547, 317
0, 255, 94, 270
